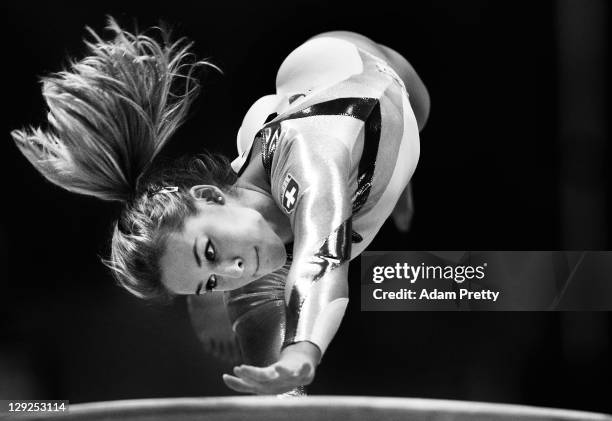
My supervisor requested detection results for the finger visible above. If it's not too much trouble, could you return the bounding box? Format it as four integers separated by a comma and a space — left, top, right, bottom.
222, 374, 260, 394
235, 365, 280, 383
224, 374, 284, 395
235, 364, 279, 379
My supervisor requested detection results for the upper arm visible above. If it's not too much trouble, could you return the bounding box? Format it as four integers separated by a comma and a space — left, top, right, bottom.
293, 140, 351, 255
271, 125, 353, 256
187, 294, 241, 365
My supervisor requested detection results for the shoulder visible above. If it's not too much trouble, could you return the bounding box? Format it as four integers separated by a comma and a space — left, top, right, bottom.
236, 95, 286, 156
232, 94, 287, 173
274, 116, 354, 162
268, 121, 352, 205
269, 124, 352, 218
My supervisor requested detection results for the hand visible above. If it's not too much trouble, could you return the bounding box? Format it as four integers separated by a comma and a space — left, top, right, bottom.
222, 341, 320, 395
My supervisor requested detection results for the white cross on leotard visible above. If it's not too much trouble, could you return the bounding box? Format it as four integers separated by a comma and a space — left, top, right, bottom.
284, 186, 297, 208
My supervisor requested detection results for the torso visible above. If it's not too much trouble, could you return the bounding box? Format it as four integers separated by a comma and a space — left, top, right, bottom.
233, 36, 420, 259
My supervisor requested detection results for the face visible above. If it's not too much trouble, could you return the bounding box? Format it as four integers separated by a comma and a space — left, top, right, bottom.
160, 191, 287, 295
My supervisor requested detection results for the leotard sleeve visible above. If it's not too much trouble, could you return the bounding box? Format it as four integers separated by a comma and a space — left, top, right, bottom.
265, 115, 357, 360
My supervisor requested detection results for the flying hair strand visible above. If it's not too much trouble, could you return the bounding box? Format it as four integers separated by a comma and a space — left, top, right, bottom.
11, 16, 219, 202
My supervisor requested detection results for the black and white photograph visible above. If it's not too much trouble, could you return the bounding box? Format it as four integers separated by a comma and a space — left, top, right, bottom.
1, 1, 611, 419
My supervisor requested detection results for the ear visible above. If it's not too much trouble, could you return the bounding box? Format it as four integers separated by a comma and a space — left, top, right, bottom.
189, 185, 225, 204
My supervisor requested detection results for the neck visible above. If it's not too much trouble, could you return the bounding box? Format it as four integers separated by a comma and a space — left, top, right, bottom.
232, 180, 294, 245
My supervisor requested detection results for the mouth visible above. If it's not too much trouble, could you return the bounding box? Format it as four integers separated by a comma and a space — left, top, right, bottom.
254, 246, 260, 276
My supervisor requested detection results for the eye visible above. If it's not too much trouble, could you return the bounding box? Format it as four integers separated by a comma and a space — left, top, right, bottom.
206, 274, 218, 292
204, 240, 216, 261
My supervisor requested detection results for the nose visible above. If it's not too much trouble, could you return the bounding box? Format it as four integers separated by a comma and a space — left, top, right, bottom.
217, 257, 244, 278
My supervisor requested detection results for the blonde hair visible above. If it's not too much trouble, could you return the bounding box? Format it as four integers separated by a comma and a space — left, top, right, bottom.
110, 153, 237, 300
12, 17, 231, 301
11, 16, 214, 202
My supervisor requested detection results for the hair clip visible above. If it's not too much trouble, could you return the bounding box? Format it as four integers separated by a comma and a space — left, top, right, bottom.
158, 186, 179, 194
147, 185, 179, 198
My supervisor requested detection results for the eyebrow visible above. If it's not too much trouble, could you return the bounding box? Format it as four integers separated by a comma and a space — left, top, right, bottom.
193, 237, 202, 267
196, 281, 203, 296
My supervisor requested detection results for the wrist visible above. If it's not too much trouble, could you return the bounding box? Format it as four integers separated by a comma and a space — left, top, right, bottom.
282, 341, 322, 366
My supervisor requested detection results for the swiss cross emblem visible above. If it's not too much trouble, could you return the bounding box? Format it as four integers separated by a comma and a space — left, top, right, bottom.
281, 173, 299, 213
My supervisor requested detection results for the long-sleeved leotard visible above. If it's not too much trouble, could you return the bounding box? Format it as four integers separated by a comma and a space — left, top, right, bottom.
188, 36, 420, 375
228, 36, 420, 358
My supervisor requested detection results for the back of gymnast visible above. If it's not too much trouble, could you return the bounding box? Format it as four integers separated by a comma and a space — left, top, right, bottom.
12, 19, 430, 395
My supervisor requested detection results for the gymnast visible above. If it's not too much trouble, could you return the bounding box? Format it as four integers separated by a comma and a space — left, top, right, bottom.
11, 18, 429, 395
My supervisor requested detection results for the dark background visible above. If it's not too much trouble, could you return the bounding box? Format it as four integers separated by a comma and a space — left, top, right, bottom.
1, 0, 611, 414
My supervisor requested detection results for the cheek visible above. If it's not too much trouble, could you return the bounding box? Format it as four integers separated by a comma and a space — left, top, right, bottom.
233, 208, 266, 235
159, 238, 197, 295
221, 207, 279, 248
272, 242, 288, 265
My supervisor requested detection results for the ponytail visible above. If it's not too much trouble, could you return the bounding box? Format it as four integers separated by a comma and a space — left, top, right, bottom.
11, 16, 216, 202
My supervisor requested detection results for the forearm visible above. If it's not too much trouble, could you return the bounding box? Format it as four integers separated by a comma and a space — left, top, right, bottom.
282, 209, 352, 359
283, 262, 350, 359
